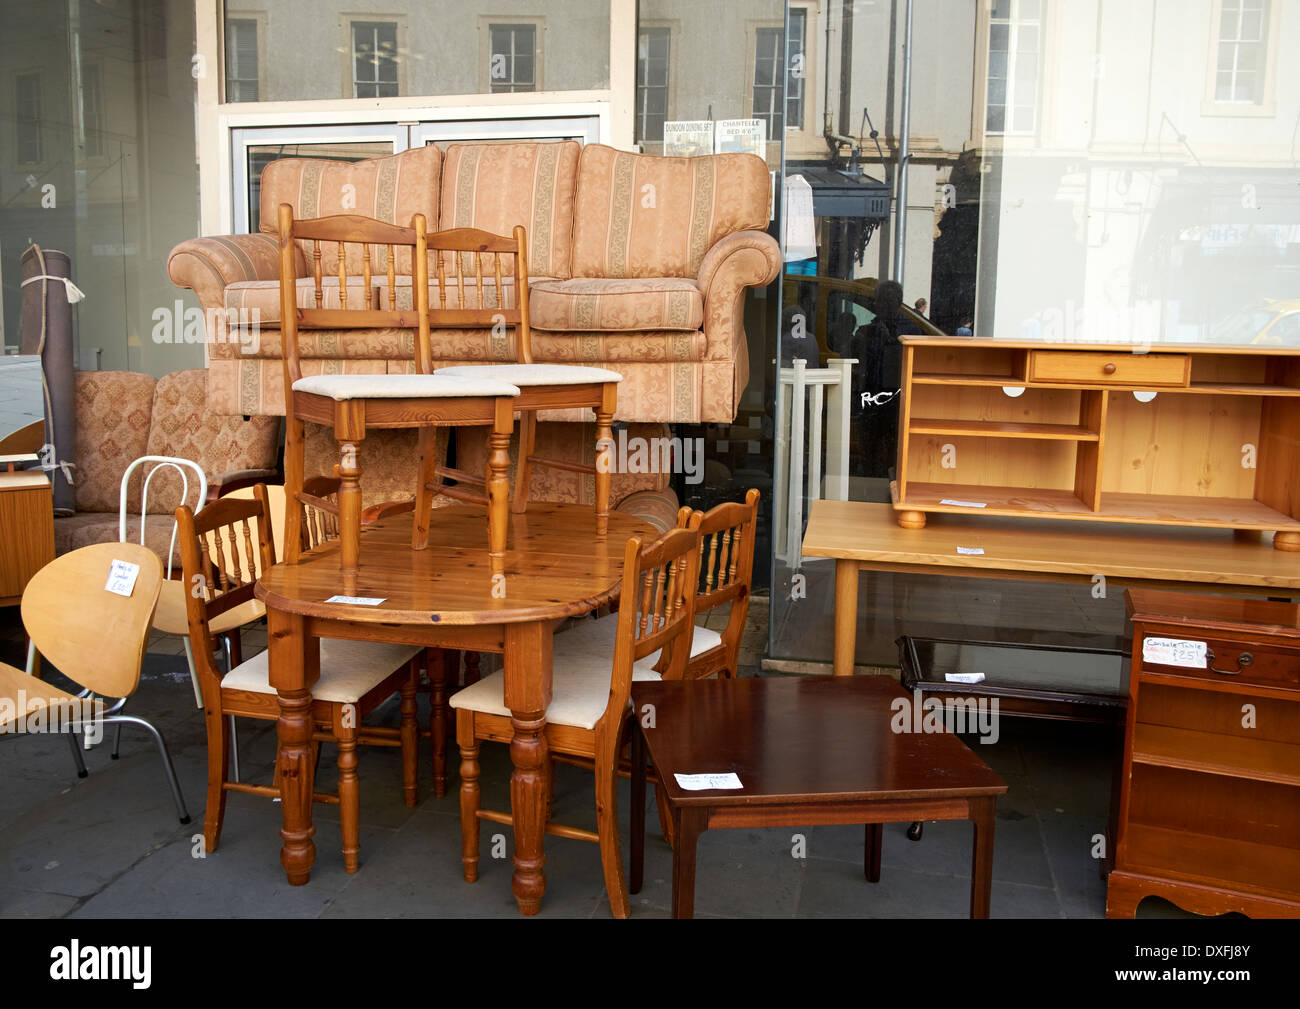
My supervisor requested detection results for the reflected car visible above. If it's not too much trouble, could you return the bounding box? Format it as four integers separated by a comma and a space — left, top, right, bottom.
781, 273, 945, 367
1209, 300, 1300, 346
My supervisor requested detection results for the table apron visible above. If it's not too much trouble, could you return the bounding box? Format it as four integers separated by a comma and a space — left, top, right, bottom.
301, 615, 506, 652
702, 796, 976, 830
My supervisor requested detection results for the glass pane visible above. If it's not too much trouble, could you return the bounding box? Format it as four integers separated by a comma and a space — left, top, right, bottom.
990, 23, 1009, 52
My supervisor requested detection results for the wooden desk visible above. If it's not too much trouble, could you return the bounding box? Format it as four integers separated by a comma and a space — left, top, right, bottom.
629, 676, 1007, 918
255, 502, 653, 913
801, 500, 1300, 677
0, 468, 54, 607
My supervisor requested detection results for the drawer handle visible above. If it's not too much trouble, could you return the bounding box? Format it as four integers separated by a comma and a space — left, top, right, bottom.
1206, 649, 1253, 675
1102, 363, 1117, 375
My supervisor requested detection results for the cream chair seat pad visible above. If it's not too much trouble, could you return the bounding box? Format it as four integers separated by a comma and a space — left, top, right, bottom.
222, 639, 421, 704
292, 374, 520, 400
435, 364, 622, 386
448, 613, 720, 731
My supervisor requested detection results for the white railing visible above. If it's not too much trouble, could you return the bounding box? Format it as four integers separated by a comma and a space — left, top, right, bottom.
773, 357, 855, 568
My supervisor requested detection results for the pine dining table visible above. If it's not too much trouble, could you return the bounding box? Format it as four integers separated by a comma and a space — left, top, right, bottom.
255, 501, 654, 914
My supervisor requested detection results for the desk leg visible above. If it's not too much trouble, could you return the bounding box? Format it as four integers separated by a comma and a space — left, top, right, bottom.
504, 622, 552, 915
833, 559, 860, 676
671, 807, 705, 919
864, 822, 882, 883
269, 608, 320, 885
969, 796, 996, 919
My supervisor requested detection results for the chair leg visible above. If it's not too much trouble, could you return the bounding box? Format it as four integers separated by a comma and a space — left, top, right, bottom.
594, 723, 631, 919
629, 717, 646, 895
111, 716, 124, 760
108, 714, 190, 824
427, 648, 447, 797
183, 637, 203, 709
66, 728, 88, 778
336, 438, 363, 589
228, 715, 241, 784
203, 707, 230, 851
283, 415, 306, 563
594, 383, 616, 537
511, 411, 536, 514
400, 661, 419, 807
457, 711, 481, 883
412, 425, 439, 550
337, 719, 361, 873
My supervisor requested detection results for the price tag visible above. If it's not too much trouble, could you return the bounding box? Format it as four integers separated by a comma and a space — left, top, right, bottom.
956, 546, 985, 555
1142, 637, 1207, 669
674, 772, 743, 791
945, 672, 986, 684
105, 560, 141, 597
941, 498, 987, 509
325, 595, 386, 606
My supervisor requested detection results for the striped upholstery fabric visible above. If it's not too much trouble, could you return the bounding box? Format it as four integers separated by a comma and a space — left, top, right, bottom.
258, 145, 442, 274
571, 144, 770, 279
529, 277, 703, 332
438, 141, 580, 278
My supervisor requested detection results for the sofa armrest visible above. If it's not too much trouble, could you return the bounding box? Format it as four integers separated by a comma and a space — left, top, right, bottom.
167, 233, 295, 309
696, 230, 782, 361
209, 469, 281, 502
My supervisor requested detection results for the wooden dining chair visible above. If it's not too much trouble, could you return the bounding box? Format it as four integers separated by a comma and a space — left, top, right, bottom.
450, 525, 702, 918
176, 486, 423, 871
277, 206, 521, 584
0, 542, 192, 822
430, 225, 622, 536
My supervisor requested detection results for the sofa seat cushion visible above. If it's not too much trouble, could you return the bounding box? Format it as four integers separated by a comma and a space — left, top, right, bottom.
375, 274, 553, 312
435, 364, 622, 386
529, 277, 703, 332
225, 277, 375, 326
223, 638, 422, 704
54, 512, 183, 567
292, 373, 519, 400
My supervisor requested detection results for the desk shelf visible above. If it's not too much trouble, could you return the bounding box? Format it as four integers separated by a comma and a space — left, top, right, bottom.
895, 340, 1300, 549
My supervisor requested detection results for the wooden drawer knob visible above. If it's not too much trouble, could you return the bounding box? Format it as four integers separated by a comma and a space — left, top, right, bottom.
1102, 363, 1117, 375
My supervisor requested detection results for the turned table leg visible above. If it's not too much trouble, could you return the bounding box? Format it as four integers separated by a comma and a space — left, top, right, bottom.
267, 608, 320, 885
594, 384, 616, 538
487, 399, 513, 574
503, 621, 553, 915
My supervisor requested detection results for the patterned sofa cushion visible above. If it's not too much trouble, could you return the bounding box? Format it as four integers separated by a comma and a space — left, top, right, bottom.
571, 144, 770, 279
529, 277, 703, 332
438, 141, 580, 279
73, 371, 156, 513
142, 369, 279, 513
259, 144, 443, 275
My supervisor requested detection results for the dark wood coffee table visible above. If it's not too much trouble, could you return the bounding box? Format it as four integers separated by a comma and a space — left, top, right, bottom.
629, 676, 1008, 918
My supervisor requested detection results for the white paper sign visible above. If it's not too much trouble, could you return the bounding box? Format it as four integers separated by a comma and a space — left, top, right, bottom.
325, 595, 386, 606
105, 560, 141, 597
945, 672, 986, 684
941, 498, 988, 509
956, 546, 985, 555
674, 772, 743, 791
1142, 636, 1207, 669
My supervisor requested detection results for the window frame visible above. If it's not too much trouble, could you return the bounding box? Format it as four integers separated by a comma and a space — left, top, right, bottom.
1202, 0, 1279, 117
341, 15, 408, 99
79, 61, 106, 161
13, 69, 44, 167
480, 17, 545, 94
984, 0, 1043, 138
222, 12, 266, 104
635, 22, 674, 148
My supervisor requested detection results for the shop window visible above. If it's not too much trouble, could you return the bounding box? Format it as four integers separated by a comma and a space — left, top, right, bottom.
753, 8, 806, 138
352, 21, 400, 98
81, 63, 104, 158
636, 27, 670, 143
1214, 0, 1268, 102
225, 17, 260, 103
490, 24, 537, 93
15, 71, 42, 165
985, 0, 1040, 135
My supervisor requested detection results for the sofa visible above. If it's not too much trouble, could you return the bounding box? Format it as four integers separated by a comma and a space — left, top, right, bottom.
55, 369, 280, 561
166, 141, 781, 426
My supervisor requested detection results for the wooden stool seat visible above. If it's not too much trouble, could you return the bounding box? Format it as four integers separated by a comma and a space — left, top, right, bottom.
292, 373, 520, 400
436, 363, 622, 386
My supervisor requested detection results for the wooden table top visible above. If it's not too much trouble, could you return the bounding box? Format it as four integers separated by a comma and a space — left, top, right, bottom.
631, 677, 1007, 807
801, 500, 1300, 590
256, 502, 655, 625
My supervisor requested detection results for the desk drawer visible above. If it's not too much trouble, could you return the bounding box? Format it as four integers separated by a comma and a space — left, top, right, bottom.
1140, 636, 1300, 694
1028, 351, 1189, 387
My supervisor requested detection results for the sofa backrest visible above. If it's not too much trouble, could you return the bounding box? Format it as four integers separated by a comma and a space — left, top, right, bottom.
73, 370, 279, 515
571, 144, 771, 279
259, 145, 443, 275
438, 140, 580, 279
